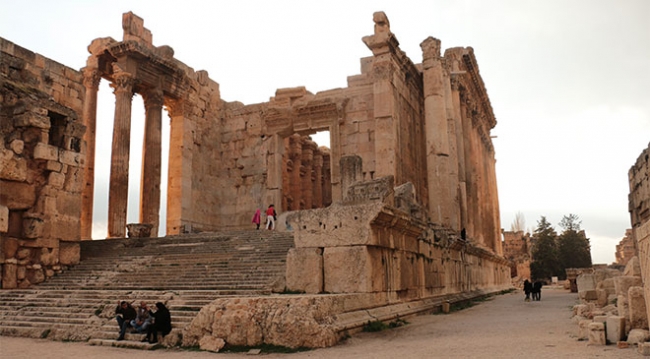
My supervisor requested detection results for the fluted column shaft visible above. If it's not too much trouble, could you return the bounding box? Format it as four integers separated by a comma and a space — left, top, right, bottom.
80, 68, 101, 239
312, 149, 323, 208
140, 87, 164, 237
107, 72, 135, 238
301, 140, 315, 210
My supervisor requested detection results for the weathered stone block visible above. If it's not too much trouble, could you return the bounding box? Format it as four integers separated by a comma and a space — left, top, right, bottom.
624, 256, 642, 277
45, 160, 63, 172
578, 319, 592, 340
588, 322, 606, 345
596, 289, 608, 307
323, 246, 384, 293
629, 286, 649, 329
286, 247, 323, 294
0, 204, 8, 233
614, 276, 643, 296
3, 238, 18, 258
640, 342, 650, 356
27, 267, 45, 284
0, 155, 27, 181
59, 242, 79, 265
2, 262, 17, 289
23, 216, 44, 238
14, 111, 50, 129
199, 335, 226, 352
579, 290, 598, 301
577, 273, 596, 291
9, 140, 24, 154
33, 143, 59, 161
126, 223, 153, 238
48, 171, 65, 189
627, 329, 650, 344
606, 316, 626, 344
15, 247, 31, 259
59, 150, 83, 166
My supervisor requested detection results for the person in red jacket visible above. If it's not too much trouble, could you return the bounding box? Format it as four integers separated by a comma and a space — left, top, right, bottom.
265, 204, 277, 230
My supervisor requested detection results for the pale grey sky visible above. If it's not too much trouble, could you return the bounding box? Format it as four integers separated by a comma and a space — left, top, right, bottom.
1, 0, 648, 264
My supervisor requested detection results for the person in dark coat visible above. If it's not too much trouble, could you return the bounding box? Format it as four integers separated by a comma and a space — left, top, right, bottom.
532, 281, 543, 301
523, 279, 532, 302
144, 302, 172, 344
115, 301, 137, 341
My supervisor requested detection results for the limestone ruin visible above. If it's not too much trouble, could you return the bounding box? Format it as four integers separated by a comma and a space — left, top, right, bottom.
569, 143, 650, 354
0, 11, 512, 348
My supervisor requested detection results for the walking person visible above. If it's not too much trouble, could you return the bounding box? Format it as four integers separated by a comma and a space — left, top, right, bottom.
252, 208, 262, 230
523, 279, 532, 302
265, 204, 277, 230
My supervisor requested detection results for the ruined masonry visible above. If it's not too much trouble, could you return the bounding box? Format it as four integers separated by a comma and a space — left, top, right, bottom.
0, 12, 511, 348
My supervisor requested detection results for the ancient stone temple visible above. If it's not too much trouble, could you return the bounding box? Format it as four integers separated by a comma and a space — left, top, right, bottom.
502, 230, 532, 281
0, 38, 85, 288
1, 11, 510, 348
615, 229, 637, 266
628, 142, 650, 332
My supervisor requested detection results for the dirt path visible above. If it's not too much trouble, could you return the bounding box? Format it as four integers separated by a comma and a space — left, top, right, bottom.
0, 288, 639, 358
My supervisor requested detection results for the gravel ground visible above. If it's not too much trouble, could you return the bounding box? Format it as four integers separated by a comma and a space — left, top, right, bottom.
0, 287, 640, 358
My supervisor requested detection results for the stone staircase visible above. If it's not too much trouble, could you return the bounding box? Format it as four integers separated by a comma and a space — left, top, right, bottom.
0, 230, 294, 349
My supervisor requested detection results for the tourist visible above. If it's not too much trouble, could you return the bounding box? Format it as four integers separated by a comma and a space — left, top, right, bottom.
115, 300, 137, 341
130, 301, 152, 333
532, 281, 543, 301
144, 302, 172, 344
265, 204, 277, 230
252, 208, 262, 230
523, 279, 532, 302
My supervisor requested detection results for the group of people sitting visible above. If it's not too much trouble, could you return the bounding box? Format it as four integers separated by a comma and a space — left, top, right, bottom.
115, 300, 172, 343
523, 279, 543, 301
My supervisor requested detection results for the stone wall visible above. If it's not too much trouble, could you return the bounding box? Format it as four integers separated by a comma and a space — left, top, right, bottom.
502, 230, 532, 280
628, 142, 650, 331
615, 229, 637, 266
0, 37, 85, 288
285, 169, 510, 300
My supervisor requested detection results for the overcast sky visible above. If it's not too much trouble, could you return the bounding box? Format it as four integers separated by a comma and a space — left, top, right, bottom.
1, 0, 648, 264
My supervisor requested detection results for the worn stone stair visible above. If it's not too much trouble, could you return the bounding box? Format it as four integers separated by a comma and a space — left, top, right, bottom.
0, 230, 294, 347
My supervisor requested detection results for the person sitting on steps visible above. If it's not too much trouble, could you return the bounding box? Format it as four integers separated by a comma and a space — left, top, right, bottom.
143, 302, 172, 344
115, 300, 137, 341
130, 301, 152, 333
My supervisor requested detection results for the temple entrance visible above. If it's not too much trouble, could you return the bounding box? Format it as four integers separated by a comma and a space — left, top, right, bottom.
281, 130, 332, 212
90, 86, 171, 239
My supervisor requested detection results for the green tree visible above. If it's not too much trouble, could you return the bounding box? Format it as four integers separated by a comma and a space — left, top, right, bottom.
557, 214, 592, 270
530, 216, 562, 281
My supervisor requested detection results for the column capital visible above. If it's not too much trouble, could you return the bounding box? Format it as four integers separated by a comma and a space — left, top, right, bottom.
110, 72, 135, 95
142, 87, 164, 110
420, 37, 441, 64
82, 67, 102, 90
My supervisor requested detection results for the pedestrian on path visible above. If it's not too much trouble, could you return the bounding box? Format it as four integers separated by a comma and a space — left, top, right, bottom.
266, 204, 277, 230
252, 208, 261, 230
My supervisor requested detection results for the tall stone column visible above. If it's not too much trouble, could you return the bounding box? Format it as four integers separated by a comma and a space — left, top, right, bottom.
450, 75, 468, 233
421, 37, 452, 228
80, 67, 101, 239
312, 148, 323, 208
322, 150, 332, 206
288, 134, 303, 211
107, 71, 135, 238
461, 101, 477, 241
166, 99, 194, 235
140, 87, 164, 237
301, 140, 316, 209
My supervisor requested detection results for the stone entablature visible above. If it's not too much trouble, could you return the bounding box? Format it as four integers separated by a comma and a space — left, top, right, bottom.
0, 37, 84, 288
628, 142, 650, 333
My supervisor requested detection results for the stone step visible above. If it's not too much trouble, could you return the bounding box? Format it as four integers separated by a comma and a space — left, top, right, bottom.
88, 338, 159, 350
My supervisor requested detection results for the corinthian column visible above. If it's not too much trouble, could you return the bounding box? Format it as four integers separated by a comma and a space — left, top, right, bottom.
140, 87, 164, 237
80, 67, 101, 239
107, 70, 135, 238
421, 37, 452, 227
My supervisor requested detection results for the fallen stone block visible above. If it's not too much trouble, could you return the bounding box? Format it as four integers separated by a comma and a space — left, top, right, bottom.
639, 342, 650, 356
588, 322, 606, 345
628, 286, 649, 330
617, 341, 629, 349
606, 316, 625, 344
578, 319, 592, 340
628, 329, 650, 344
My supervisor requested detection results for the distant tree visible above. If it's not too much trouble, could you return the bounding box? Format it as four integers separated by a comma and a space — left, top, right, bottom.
510, 211, 526, 232
530, 216, 562, 281
557, 214, 592, 270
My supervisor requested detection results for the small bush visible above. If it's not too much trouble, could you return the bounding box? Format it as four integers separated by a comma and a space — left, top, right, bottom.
363, 320, 389, 332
